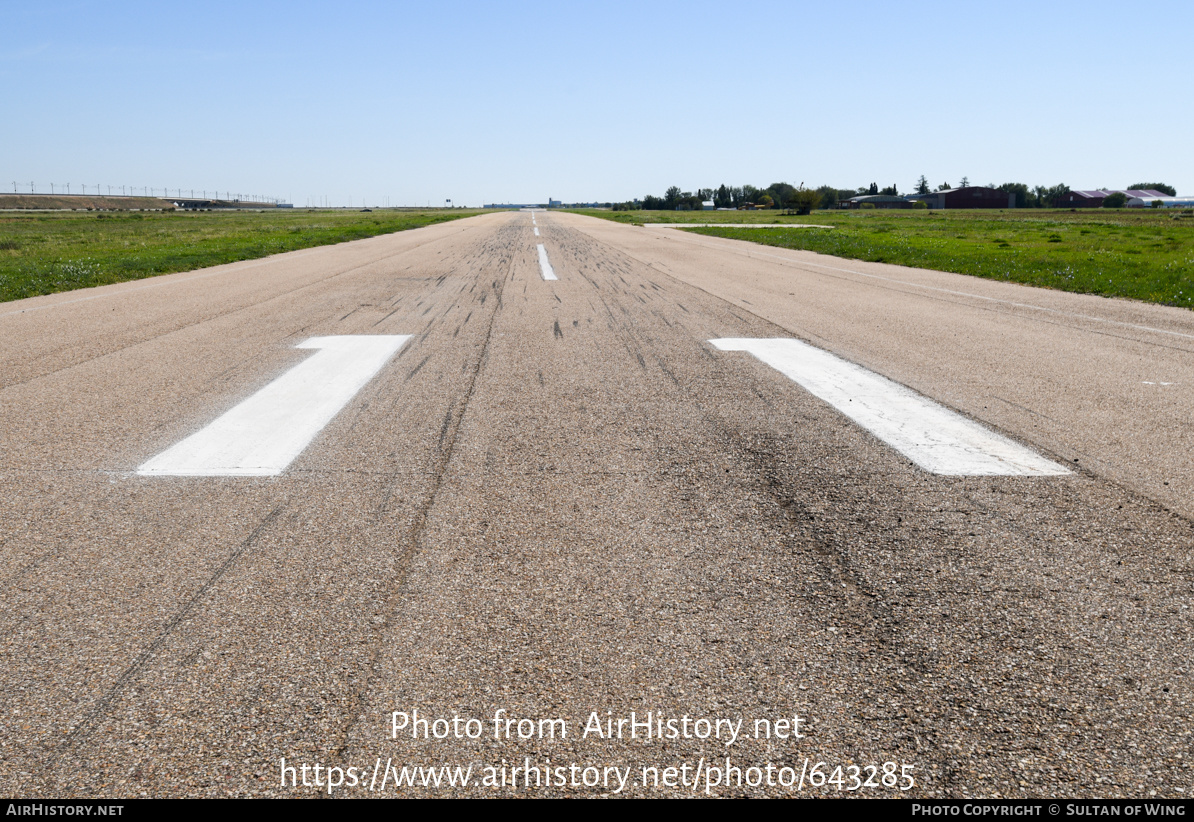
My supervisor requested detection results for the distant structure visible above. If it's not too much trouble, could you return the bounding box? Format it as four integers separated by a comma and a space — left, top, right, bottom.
548, 198, 562, 208
1058, 189, 1171, 208
1125, 195, 1194, 208
905, 186, 1015, 209
841, 194, 917, 210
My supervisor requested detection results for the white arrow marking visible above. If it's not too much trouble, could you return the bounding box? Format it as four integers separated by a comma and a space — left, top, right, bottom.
710, 338, 1069, 476
138, 335, 411, 476
537, 243, 557, 281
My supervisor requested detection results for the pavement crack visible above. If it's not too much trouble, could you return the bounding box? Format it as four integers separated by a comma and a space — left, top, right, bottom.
28, 503, 286, 790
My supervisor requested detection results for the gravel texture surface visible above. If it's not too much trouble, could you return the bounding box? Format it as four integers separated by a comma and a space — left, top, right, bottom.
0, 211, 1190, 798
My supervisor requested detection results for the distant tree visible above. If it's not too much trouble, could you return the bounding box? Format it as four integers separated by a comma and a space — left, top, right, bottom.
757, 193, 774, 208
767, 182, 796, 207
879, 184, 899, 196
1043, 183, 1071, 207
730, 186, 746, 207
915, 175, 930, 195
816, 185, 840, 210
959, 176, 970, 188
664, 186, 682, 209
868, 182, 879, 195
1102, 191, 1128, 208
697, 188, 713, 201
1130, 182, 1176, 196
713, 184, 733, 208
998, 182, 1031, 208
742, 185, 761, 205
936, 182, 952, 191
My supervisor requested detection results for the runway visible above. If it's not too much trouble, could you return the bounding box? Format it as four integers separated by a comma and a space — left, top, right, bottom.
1, 210, 1190, 797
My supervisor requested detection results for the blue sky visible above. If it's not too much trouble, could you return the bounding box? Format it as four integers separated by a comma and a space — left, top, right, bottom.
3, 0, 1190, 206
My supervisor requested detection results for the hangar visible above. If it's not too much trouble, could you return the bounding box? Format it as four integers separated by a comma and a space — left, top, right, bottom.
1058, 189, 1170, 208
841, 195, 917, 209
905, 187, 1015, 209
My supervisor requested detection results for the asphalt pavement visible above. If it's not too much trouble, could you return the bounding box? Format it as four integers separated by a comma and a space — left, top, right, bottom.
1, 211, 1190, 797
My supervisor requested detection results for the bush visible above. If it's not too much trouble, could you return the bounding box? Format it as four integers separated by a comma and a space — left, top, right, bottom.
911, 200, 929, 210
1102, 192, 1127, 209
1152, 200, 1164, 209
785, 187, 821, 215
859, 202, 876, 210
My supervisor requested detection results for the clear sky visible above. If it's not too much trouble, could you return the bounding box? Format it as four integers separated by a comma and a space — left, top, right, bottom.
4, 0, 1191, 206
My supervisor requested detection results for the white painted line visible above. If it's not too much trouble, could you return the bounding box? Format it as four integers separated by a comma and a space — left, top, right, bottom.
710, 338, 1070, 476
536, 243, 557, 281
533, 226, 540, 236
138, 335, 410, 476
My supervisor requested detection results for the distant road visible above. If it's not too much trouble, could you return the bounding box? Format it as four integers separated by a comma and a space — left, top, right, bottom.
1, 211, 1189, 797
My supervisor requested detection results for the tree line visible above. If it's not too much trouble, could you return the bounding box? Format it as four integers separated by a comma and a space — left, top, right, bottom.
615, 180, 1177, 212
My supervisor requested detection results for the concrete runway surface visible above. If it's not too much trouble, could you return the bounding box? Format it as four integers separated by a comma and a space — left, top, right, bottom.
0, 211, 1190, 797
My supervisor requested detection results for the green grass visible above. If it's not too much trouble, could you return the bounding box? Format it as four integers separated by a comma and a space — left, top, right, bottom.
570, 208, 1194, 309
567, 208, 829, 226
0, 209, 484, 303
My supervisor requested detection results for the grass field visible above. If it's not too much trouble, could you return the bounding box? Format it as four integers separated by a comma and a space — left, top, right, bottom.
569, 208, 831, 226
570, 208, 1194, 309
0, 209, 483, 303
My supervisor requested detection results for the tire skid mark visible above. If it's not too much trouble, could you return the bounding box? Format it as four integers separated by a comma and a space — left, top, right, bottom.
550, 219, 916, 685
329, 235, 515, 765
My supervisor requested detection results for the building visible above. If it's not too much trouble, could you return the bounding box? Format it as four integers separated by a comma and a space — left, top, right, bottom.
1058, 189, 1171, 208
841, 194, 916, 209
905, 187, 1015, 209
1125, 196, 1194, 208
